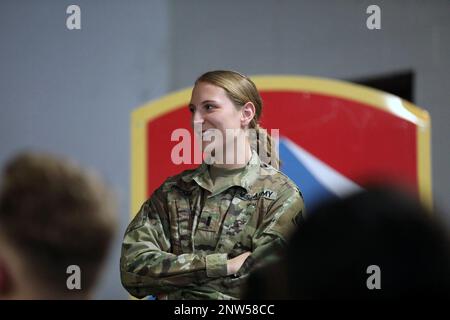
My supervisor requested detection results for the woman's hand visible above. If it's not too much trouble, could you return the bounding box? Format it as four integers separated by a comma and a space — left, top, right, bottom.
227, 251, 251, 275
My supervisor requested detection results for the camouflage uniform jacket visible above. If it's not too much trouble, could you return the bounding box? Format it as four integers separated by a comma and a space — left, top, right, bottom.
120, 150, 305, 299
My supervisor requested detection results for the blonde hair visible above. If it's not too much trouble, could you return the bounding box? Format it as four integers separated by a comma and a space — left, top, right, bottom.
195, 70, 280, 169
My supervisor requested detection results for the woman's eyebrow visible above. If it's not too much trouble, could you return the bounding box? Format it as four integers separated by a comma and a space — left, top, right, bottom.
200, 100, 217, 105
189, 100, 218, 108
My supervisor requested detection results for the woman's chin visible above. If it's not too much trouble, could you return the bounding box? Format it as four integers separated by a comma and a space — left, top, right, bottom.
202, 145, 223, 163
201, 142, 218, 153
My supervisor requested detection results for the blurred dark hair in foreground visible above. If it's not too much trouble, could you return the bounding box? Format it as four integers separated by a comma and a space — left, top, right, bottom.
245, 186, 450, 299
0, 151, 118, 299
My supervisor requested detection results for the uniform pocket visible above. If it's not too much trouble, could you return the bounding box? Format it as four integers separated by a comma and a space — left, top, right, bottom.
225, 202, 256, 236
175, 199, 191, 236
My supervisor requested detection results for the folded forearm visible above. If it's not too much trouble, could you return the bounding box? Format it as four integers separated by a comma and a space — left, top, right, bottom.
120, 250, 228, 297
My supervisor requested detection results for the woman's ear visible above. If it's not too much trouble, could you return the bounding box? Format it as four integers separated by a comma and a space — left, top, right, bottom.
241, 102, 256, 127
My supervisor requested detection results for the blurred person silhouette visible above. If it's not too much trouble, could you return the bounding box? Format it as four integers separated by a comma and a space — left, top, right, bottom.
0, 152, 117, 299
244, 186, 450, 299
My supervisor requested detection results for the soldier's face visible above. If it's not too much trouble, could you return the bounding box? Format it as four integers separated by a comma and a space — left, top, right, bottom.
189, 82, 244, 154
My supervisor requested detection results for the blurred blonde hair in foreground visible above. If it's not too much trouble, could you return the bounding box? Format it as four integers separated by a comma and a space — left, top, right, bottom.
0, 151, 118, 299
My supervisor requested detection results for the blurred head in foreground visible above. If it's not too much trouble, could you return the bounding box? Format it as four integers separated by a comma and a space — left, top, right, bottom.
0, 152, 117, 299
245, 186, 450, 299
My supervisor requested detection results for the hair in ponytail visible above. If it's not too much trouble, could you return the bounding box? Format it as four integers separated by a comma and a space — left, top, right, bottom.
252, 123, 280, 170
195, 70, 280, 169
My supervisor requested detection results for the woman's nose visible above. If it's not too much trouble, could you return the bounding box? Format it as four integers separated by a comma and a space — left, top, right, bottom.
192, 113, 204, 134
192, 111, 204, 126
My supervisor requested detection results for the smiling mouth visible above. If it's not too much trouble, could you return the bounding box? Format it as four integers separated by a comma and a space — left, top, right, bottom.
201, 129, 215, 140
194, 129, 209, 137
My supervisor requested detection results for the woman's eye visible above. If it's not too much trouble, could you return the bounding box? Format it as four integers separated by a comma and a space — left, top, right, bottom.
205, 104, 214, 110
188, 107, 195, 113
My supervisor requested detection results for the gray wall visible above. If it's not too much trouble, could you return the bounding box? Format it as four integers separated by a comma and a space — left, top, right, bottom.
0, 0, 449, 299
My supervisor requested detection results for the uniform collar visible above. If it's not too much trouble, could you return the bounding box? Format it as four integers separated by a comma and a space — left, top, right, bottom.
181, 149, 261, 196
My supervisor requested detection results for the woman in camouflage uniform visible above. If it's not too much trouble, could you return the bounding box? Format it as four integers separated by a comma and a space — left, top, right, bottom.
120, 70, 305, 299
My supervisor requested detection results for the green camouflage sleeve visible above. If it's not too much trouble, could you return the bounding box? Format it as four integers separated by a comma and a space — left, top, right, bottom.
120, 188, 228, 298
238, 183, 305, 275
